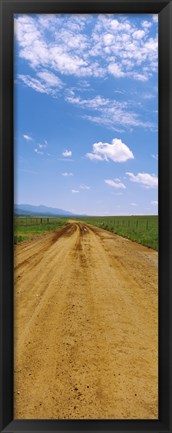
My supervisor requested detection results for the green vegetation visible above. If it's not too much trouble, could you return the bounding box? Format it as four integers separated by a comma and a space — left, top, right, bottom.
14, 217, 67, 244
14, 215, 158, 250
78, 215, 158, 250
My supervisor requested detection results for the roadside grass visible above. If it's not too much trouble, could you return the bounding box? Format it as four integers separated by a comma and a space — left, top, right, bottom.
77, 215, 158, 251
14, 217, 68, 244
14, 215, 158, 250
14, 235, 29, 244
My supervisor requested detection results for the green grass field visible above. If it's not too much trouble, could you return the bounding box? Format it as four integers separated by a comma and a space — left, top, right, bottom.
14, 217, 67, 244
77, 215, 158, 250
14, 215, 158, 250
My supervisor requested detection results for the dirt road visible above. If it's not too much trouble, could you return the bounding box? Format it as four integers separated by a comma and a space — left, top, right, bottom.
14, 222, 158, 419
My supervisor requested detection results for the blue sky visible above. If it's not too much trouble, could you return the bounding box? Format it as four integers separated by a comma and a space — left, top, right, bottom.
14, 13, 158, 216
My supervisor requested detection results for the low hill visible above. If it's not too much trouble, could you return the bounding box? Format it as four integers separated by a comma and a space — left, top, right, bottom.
14, 204, 76, 217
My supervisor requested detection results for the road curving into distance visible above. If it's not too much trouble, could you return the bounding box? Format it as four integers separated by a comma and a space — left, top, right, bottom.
14, 221, 158, 419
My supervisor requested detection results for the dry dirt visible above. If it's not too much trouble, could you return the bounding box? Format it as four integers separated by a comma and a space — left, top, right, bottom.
14, 221, 158, 419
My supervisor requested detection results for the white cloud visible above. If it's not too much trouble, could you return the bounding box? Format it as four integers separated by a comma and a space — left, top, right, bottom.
23, 134, 32, 141
151, 200, 158, 205
142, 21, 152, 29
14, 15, 41, 52
86, 138, 134, 163
34, 148, 43, 155
152, 15, 158, 23
62, 150, 72, 157
91, 15, 157, 80
34, 139, 48, 154
131, 72, 148, 82
72, 189, 80, 193
130, 202, 137, 206
66, 89, 155, 131
15, 14, 158, 83
105, 179, 126, 189
80, 184, 90, 190
133, 29, 145, 39
114, 89, 125, 95
108, 63, 125, 78
103, 33, 114, 45
126, 172, 158, 188
65, 90, 109, 109
77, 80, 91, 90
18, 75, 49, 94
18, 70, 63, 96
152, 154, 158, 160
38, 15, 60, 30
62, 172, 73, 176
37, 70, 63, 86
86, 152, 103, 161
38, 142, 47, 149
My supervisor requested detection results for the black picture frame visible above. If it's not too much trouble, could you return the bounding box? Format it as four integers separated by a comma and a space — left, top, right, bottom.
0, 0, 172, 432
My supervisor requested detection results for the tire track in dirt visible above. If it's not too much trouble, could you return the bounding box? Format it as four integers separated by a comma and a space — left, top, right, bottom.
14, 224, 78, 352
14, 222, 158, 419
14, 223, 74, 275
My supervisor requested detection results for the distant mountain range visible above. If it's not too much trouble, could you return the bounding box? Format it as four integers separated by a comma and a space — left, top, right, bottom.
14, 204, 79, 217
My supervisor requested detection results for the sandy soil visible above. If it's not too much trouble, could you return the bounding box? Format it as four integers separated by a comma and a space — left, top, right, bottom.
14, 222, 158, 419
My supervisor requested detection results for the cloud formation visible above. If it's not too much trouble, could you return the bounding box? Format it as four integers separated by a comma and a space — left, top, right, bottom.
34, 148, 43, 155
30, 136, 48, 155
86, 138, 134, 163
80, 184, 90, 190
62, 150, 72, 157
65, 89, 155, 131
126, 172, 158, 187
15, 14, 158, 82
105, 179, 126, 189
23, 134, 32, 141
38, 141, 48, 149
19, 71, 63, 97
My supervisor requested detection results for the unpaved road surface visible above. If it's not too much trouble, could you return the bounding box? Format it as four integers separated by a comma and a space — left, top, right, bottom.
14, 222, 158, 419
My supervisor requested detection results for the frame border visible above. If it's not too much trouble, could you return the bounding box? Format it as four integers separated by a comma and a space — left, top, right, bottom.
0, 1, 172, 432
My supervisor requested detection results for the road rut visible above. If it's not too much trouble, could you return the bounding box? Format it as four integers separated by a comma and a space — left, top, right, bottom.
14, 222, 158, 419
